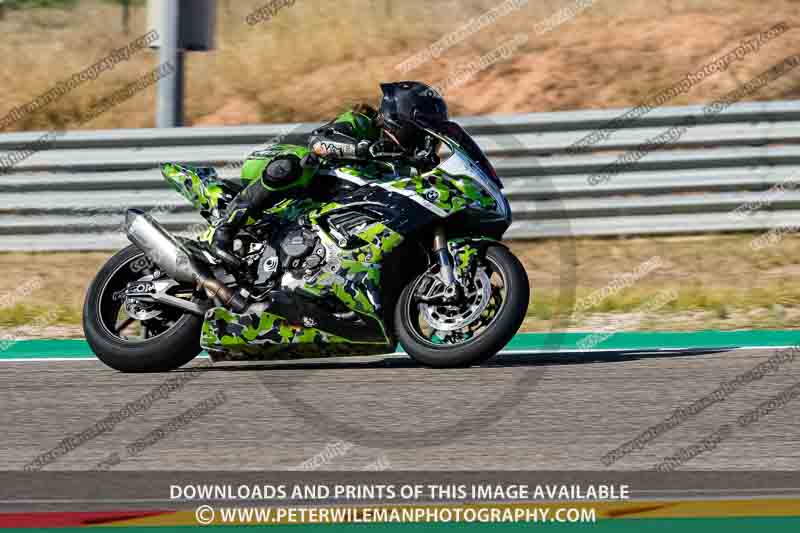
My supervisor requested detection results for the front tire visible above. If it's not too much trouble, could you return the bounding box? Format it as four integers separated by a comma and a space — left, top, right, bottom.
395, 245, 529, 368
83, 245, 203, 373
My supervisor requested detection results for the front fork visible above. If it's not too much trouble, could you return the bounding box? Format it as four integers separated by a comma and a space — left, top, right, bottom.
433, 227, 460, 303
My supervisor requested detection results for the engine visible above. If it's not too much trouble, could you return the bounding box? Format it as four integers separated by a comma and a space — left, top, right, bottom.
247, 227, 327, 290
280, 229, 322, 270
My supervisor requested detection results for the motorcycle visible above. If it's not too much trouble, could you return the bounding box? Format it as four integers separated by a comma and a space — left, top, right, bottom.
83, 121, 530, 371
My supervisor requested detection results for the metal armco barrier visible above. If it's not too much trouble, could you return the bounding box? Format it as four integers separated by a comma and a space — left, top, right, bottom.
1, 100, 799, 251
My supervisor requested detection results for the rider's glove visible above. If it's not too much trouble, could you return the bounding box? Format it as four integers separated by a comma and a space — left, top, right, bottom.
300, 153, 321, 168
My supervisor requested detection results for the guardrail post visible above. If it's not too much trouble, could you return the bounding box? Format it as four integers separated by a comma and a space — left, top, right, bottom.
156, 0, 183, 128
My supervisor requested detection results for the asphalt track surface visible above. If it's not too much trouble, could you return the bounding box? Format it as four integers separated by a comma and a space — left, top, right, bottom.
2, 345, 799, 474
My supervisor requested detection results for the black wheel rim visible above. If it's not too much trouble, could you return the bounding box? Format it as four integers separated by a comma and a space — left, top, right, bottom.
96, 252, 195, 343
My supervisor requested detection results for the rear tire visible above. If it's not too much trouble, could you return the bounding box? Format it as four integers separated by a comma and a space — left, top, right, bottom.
83, 245, 203, 373
395, 245, 529, 368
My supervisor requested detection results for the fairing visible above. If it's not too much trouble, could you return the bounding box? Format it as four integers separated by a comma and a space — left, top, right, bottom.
160, 129, 509, 360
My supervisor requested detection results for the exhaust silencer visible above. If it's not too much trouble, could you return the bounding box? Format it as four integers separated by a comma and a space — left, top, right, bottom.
125, 209, 247, 313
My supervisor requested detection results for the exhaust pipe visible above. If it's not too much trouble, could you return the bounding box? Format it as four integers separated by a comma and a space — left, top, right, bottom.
125, 209, 247, 313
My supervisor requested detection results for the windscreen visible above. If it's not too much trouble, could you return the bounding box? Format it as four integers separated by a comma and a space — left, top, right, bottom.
433, 121, 503, 189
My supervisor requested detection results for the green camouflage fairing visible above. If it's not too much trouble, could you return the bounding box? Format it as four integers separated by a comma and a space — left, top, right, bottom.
200, 204, 405, 357
387, 169, 497, 215
161, 163, 238, 222
201, 307, 393, 360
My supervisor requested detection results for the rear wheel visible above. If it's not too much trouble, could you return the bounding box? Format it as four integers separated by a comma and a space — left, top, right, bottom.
83, 245, 203, 372
395, 245, 529, 368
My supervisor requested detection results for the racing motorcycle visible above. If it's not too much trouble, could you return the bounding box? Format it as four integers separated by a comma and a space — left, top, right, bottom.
83, 121, 530, 371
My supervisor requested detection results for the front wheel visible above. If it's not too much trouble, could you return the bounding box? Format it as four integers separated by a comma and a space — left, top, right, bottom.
395, 245, 529, 368
83, 245, 204, 372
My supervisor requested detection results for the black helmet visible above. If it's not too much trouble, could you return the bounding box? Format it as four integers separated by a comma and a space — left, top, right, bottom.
379, 81, 449, 151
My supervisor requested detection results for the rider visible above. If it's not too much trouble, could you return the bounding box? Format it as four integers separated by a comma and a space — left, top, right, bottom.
212, 81, 450, 254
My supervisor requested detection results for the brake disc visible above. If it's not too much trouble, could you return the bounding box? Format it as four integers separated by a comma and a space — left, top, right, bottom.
420, 269, 492, 331
124, 299, 162, 321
